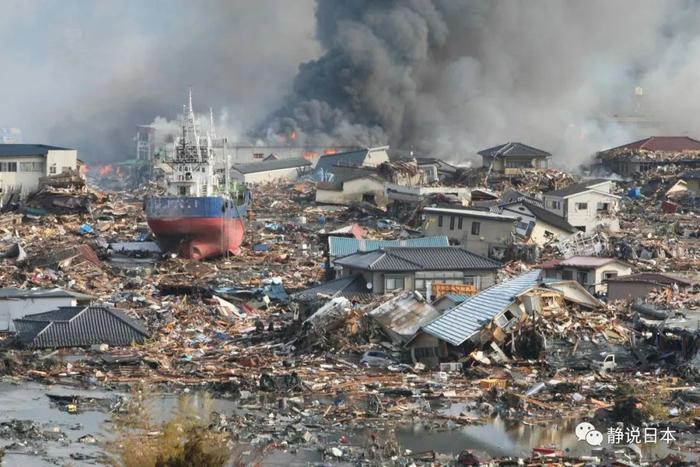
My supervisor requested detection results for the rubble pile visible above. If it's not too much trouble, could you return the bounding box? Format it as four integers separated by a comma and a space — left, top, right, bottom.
1, 172, 700, 465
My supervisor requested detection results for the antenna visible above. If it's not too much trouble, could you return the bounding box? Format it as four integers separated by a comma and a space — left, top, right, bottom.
209, 108, 216, 140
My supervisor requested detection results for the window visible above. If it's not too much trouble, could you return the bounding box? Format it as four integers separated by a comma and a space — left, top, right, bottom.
458, 217, 463, 230
179, 186, 188, 195
0, 162, 18, 172
577, 271, 589, 285
414, 347, 437, 358
471, 222, 481, 235
516, 221, 529, 231
385, 276, 405, 291
575, 202, 588, 210
597, 202, 610, 212
603, 271, 618, 280
549, 200, 561, 210
49, 164, 57, 174
561, 270, 573, 280
505, 159, 534, 168
61, 166, 71, 173
449, 216, 455, 230
438, 215, 443, 227
19, 162, 43, 172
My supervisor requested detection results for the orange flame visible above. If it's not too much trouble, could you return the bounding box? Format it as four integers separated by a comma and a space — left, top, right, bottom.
323, 148, 337, 155
290, 130, 298, 141
97, 164, 114, 176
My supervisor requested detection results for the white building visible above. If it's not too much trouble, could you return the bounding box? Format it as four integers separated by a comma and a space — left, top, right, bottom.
498, 200, 577, 246
541, 256, 632, 294
0, 144, 78, 199
542, 179, 620, 233
0, 287, 92, 332
230, 157, 312, 184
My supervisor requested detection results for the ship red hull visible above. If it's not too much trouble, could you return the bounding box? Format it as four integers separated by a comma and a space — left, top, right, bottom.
147, 217, 245, 260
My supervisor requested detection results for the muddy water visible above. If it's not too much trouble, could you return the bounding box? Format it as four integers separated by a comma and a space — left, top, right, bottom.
0, 381, 695, 466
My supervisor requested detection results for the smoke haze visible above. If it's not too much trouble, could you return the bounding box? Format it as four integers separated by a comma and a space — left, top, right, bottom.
2, 0, 700, 167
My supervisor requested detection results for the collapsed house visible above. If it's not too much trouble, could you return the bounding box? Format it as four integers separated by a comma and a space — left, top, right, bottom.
230, 158, 312, 184
540, 256, 632, 294
402, 270, 603, 368
606, 272, 696, 301
596, 136, 700, 177
498, 199, 576, 246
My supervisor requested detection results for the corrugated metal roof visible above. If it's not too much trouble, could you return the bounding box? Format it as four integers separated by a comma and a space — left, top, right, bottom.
478, 142, 551, 158
0, 144, 73, 157
423, 269, 542, 346
328, 235, 449, 258
14, 305, 148, 349
334, 247, 502, 272
232, 157, 311, 174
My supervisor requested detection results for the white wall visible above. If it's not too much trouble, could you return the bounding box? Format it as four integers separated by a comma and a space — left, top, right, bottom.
232, 166, 306, 184
0, 149, 77, 198
0, 296, 77, 331
316, 177, 388, 206
564, 191, 619, 232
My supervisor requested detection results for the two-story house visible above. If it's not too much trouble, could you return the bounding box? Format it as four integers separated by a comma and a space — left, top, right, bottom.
542, 179, 620, 233
333, 246, 501, 298
541, 256, 631, 294
422, 207, 516, 258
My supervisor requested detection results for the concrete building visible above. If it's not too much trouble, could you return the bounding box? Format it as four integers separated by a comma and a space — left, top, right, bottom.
542, 179, 620, 233
334, 246, 501, 297
541, 256, 632, 294
597, 136, 700, 177
499, 200, 576, 246
478, 142, 551, 174
422, 207, 516, 258
313, 146, 390, 180
230, 157, 311, 184
0, 144, 78, 200
606, 273, 696, 301
0, 287, 92, 332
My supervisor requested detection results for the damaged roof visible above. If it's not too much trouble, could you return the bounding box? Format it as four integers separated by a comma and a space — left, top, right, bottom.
334, 246, 502, 272
604, 136, 700, 153
14, 305, 148, 349
544, 179, 612, 197
291, 275, 369, 301
328, 235, 449, 258
423, 270, 542, 346
232, 157, 311, 174
507, 201, 577, 233
478, 142, 551, 159
542, 256, 631, 269
315, 146, 386, 174
604, 272, 694, 287
368, 291, 441, 344
0, 287, 92, 301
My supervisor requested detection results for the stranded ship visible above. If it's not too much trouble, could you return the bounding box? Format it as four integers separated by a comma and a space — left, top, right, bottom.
145, 91, 250, 260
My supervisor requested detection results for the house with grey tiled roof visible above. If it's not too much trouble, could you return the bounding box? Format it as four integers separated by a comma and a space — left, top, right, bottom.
14, 305, 148, 349
478, 142, 551, 174
333, 246, 501, 296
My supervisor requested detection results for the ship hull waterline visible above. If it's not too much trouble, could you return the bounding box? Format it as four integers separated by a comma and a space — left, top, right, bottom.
145, 196, 248, 260
147, 217, 245, 260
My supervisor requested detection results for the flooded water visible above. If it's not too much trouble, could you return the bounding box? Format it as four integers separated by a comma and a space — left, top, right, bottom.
0, 381, 696, 466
